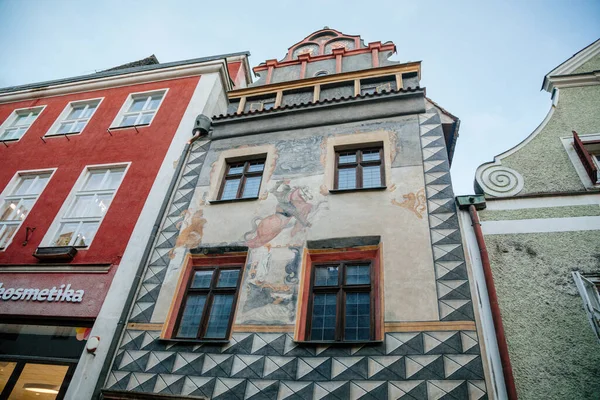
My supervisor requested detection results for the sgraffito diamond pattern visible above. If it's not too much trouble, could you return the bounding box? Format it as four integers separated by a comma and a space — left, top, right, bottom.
419, 109, 475, 322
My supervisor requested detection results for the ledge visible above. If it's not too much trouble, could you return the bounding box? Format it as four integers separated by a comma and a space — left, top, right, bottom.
294, 340, 384, 346
329, 186, 387, 194
159, 338, 230, 344
0, 263, 111, 273
208, 196, 259, 204
107, 123, 150, 131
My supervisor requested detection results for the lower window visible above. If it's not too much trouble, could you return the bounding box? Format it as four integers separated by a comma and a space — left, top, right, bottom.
307, 261, 374, 341
175, 266, 242, 340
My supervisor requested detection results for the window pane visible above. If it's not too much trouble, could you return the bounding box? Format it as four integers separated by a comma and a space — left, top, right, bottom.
362, 165, 382, 188
13, 176, 36, 195
217, 269, 240, 288
204, 294, 234, 338
227, 164, 244, 175
346, 265, 370, 285
337, 168, 356, 190
0, 224, 19, 248
105, 168, 125, 190
73, 222, 99, 247
28, 174, 50, 194
73, 120, 87, 132
120, 114, 138, 127
311, 293, 337, 341
84, 170, 106, 191
177, 294, 206, 338
82, 104, 97, 118
247, 161, 265, 172
138, 112, 154, 125
129, 97, 147, 112
315, 266, 339, 286
67, 106, 85, 120
345, 292, 370, 341
361, 87, 377, 96
58, 122, 74, 134
0, 361, 16, 392
53, 222, 79, 246
221, 179, 240, 200
362, 150, 380, 162
242, 176, 261, 198
14, 199, 34, 221
147, 95, 163, 110
263, 102, 275, 110
93, 194, 113, 216
13, 113, 33, 126
338, 152, 357, 164
68, 195, 95, 217
0, 200, 19, 220
6, 363, 69, 400
191, 270, 213, 288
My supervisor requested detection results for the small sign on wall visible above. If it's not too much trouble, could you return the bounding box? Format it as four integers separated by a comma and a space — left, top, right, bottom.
0, 282, 84, 303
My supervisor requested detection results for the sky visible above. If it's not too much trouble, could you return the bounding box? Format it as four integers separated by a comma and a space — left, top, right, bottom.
1, 0, 599, 195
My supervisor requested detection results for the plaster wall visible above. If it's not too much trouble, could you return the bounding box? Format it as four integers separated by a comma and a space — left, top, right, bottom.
481, 230, 600, 399
486, 84, 600, 195
572, 53, 600, 74
152, 115, 440, 324
65, 72, 228, 400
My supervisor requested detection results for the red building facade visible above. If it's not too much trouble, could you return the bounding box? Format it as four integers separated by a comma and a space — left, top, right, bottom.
0, 54, 249, 399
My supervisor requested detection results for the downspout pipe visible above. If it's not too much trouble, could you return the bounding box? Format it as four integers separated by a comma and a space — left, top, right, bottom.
93, 127, 208, 399
457, 195, 518, 399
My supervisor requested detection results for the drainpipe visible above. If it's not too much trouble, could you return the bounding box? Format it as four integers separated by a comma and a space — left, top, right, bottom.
456, 195, 518, 400
93, 115, 212, 399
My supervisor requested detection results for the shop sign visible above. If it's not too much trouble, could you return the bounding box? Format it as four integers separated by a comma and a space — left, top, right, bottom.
0, 283, 84, 303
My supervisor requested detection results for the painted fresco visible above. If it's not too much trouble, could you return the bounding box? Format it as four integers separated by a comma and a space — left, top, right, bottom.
244, 180, 326, 248
236, 246, 302, 325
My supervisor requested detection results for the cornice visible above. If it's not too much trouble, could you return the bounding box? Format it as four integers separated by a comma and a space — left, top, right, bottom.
0, 59, 236, 104
546, 71, 600, 90
542, 39, 600, 92
229, 62, 421, 99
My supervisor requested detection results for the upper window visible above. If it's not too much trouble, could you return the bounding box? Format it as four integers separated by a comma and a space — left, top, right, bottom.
0, 172, 52, 249
573, 271, 600, 342
175, 265, 242, 340
335, 147, 384, 190
51, 167, 125, 247
307, 261, 374, 341
48, 99, 100, 136
218, 158, 266, 200
114, 91, 165, 128
0, 107, 43, 141
572, 131, 599, 184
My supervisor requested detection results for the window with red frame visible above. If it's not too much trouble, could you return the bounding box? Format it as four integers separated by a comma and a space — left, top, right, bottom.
306, 261, 375, 342
174, 265, 242, 340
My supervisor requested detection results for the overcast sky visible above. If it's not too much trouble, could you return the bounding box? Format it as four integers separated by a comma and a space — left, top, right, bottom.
1, 0, 599, 195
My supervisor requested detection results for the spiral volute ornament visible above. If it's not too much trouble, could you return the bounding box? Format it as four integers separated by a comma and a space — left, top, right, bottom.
477, 164, 524, 197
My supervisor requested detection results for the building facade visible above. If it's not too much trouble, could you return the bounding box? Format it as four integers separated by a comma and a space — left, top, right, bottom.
0, 53, 250, 399
459, 39, 600, 399
102, 28, 497, 400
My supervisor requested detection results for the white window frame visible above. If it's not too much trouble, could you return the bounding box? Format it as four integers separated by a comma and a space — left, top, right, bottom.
562, 132, 600, 188
46, 98, 103, 137
572, 271, 600, 343
0, 169, 55, 250
43, 163, 129, 248
0, 106, 46, 142
110, 89, 168, 129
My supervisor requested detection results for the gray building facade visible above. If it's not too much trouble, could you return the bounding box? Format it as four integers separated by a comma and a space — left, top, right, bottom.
101, 28, 497, 400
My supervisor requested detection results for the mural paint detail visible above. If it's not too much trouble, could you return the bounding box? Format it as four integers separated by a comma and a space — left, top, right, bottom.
168, 209, 207, 259
238, 246, 301, 325
244, 180, 325, 248
274, 137, 323, 176
392, 187, 427, 219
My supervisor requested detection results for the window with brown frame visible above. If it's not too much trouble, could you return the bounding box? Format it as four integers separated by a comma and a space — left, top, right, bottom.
174, 265, 242, 340
218, 158, 266, 200
306, 261, 374, 342
335, 147, 384, 190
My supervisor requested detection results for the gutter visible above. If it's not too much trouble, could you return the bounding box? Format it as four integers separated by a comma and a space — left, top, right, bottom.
92, 133, 203, 399
456, 195, 518, 399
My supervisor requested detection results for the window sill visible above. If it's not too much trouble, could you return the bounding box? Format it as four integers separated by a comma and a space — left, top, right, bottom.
294, 339, 384, 345
107, 123, 150, 131
208, 196, 259, 204
44, 132, 81, 137
0, 138, 19, 143
160, 337, 230, 344
329, 186, 387, 194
